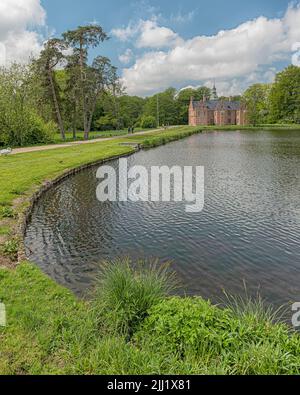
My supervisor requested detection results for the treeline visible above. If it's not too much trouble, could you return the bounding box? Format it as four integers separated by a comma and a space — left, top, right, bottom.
243, 65, 300, 125
0, 22, 299, 147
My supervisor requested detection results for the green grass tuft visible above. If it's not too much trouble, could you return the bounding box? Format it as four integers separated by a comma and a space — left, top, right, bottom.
1, 239, 19, 259
91, 258, 177, 337
0, 206, 15, 219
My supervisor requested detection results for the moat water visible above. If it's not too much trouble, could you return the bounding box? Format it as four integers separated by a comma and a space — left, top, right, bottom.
25, 130, 300, 309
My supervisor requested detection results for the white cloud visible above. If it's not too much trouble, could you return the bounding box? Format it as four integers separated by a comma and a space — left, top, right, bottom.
119, 49, 134, 64
112, 18, 183, 49
136, 20, 183, 48
111, 23, 138, 42
0, 0, 46, 65
120, 3, 300, 96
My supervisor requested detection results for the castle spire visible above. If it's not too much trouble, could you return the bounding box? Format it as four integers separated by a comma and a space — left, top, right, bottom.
212, 80, 218, 100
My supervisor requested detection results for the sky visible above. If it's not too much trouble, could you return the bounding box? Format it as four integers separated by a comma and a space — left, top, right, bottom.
0, 0, 300, 96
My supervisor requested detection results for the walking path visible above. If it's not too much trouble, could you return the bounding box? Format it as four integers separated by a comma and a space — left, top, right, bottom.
10, 128, 168, 155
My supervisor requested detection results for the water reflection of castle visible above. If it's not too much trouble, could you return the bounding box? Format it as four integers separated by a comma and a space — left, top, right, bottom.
189, 84, 248, 126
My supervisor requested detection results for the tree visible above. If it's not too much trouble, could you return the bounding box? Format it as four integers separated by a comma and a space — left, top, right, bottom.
118, 95, 145, 128
34, 39, 67, 140
64, 53, 82, 139
95, 114, 118, 130
269, 65, 300, 124
140, 115, 156, 129
142, 88, 179, 126
63, 25, 109, 139
84, 56, 119, 136
0, 64, 55, 147
243, 83, 271, 125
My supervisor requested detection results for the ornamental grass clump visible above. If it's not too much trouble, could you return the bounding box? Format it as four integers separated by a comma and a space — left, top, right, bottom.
91, 258, 177, 338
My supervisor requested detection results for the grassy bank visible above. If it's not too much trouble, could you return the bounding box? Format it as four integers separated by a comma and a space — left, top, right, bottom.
1, 125, 300, 375
1, 261, 299, 374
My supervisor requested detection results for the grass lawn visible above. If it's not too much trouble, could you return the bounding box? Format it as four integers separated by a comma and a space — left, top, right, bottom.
1, 125, 300, 375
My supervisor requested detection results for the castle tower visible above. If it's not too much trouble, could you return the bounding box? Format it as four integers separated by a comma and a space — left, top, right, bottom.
212, 80, 218, 100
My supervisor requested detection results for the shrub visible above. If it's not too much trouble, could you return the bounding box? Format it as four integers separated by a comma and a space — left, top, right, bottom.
137, 297, 239, 355
95, 115, 118, 131
139, 115, 156, 129
22, 115, 56, 146
91, 258, 177, 337
1, 112, 56, 147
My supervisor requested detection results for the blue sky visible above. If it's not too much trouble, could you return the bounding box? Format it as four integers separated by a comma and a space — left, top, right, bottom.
1, 1, 299, 96
41, 0, 291, 64
42, 0, 290, 39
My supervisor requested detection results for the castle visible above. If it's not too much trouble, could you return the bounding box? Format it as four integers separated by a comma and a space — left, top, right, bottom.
189, 85, 248, 126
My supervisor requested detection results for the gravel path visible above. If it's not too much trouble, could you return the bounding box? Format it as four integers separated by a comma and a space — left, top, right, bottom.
10, 128, 166, 155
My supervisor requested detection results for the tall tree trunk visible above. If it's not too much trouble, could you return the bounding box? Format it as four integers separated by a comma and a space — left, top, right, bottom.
72, 116, 77, 140
79, 42, 89, 140
87, 97, 97, 137
48, 68, 66, 141
112, 90, 120, 129
72, 100, 77, 140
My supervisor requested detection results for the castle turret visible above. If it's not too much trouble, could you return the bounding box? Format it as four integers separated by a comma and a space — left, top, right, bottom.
212, 81, 218, 100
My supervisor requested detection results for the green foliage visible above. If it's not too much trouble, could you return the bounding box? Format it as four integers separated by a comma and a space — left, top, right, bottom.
22, 115, 56, 146
137, 297, 237, 355
142, 88, 179, 126
0, 65, 56, 147
242, 66, 300, 125
269, 65, 300, 124
243, 83, 271, 125
139, 115, 157, 129
91, 258, 177, 337
95, 114, 118, 130
136, 296, 300, 374
118, 95, 145, 128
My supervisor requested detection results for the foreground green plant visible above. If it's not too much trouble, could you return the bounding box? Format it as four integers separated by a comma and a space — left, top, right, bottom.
92, 259, 177, 337
136, 296, 300, 375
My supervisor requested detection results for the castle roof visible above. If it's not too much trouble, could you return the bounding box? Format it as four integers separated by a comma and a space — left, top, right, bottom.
192, 99, 242, 111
